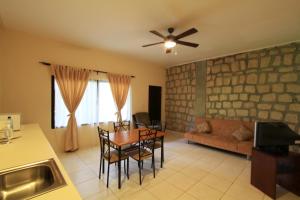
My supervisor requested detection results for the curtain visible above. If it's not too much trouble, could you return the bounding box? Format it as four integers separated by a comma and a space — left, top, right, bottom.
107, 73, 131, 122
51, 64, 90, 152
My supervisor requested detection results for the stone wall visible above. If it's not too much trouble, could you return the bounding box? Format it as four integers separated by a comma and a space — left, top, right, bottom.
166, 42, 300, 134
165, 63, 197, 131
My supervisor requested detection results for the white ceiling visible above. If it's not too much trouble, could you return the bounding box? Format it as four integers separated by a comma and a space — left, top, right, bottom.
0, 0, 300, 66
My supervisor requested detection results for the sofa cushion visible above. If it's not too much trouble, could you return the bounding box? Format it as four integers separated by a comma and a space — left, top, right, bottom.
196, 120, 211, 133
232, 125, 253, 141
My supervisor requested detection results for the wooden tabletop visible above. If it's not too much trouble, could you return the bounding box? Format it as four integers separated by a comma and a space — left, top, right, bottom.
109, 128, 166, 147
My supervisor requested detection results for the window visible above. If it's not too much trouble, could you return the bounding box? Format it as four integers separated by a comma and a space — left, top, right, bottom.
53, 79, 131, 128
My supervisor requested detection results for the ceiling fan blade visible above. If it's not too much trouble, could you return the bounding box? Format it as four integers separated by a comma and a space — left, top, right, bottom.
142, 42, 164, 47
176, 40, 199, 48
174, 28, 198, 40
150, 30, 166, 39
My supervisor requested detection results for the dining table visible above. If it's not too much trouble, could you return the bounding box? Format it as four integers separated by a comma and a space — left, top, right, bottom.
109, 128, 166, 189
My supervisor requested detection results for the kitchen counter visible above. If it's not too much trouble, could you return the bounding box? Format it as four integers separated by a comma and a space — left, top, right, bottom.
0, 124, 82, 200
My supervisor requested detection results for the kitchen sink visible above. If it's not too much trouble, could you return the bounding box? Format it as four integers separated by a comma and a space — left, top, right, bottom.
0, 159, 66, 200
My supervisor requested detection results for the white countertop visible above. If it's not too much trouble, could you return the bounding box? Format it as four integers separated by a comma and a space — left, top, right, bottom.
0, 124, 82, 200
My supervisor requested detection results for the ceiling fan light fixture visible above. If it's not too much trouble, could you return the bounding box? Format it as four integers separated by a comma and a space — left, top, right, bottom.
164, 40, 176, 49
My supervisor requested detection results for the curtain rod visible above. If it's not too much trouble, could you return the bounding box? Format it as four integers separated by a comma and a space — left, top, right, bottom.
39, 61, 135, 78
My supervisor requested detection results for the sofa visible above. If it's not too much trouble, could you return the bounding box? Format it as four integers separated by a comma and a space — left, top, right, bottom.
184, 117, 255, 157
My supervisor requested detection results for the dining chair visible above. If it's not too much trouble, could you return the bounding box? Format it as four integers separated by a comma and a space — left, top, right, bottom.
132, 113, 166, 167
97, 127, 129, 187
128, 129, 157, 185
113, 120, 131, 132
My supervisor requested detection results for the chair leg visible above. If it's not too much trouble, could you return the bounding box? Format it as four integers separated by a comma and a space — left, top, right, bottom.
152, 155, 156, 178
107, 162, 110, 188
102, 158, 105, 174
141, 160, 144, 169
127, 158, 129, 179
138, 161, 142, 185
99, 156, 102, 179
123, 160, 126, 175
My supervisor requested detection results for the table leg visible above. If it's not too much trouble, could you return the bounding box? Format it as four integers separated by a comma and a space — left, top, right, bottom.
161, 136, 164, 168
118, 146, 121, 189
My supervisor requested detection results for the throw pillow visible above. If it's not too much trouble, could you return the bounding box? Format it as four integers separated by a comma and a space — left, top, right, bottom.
232, 125, 253, 141
196, 120, 211, 133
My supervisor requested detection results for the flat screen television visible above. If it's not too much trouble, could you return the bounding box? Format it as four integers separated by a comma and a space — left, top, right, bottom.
254, 121, 300, 154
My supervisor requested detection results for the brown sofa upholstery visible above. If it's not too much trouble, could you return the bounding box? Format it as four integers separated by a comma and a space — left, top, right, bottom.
184, 117, 255, 157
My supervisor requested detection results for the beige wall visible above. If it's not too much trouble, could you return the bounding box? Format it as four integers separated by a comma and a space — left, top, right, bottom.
0, 30, 165, 152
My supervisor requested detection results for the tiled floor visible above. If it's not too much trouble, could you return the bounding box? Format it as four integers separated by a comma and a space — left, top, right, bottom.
58, 132, 300, 200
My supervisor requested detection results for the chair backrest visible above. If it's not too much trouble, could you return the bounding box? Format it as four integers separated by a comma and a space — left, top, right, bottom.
113, 120, 130, 132
97, 127, 111, 158
138, 129, 157, 159
133, 112, 151, 128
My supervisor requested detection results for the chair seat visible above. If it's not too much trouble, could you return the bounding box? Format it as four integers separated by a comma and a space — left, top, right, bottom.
129, 149, 152, 161
122, 144, 139, 153
104, 150, 128, 163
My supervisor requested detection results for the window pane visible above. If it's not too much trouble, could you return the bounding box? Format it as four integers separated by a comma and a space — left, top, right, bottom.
54, 80, 131, 127
98, 82, 131, 122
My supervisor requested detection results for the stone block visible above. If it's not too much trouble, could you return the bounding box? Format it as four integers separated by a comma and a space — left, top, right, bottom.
289, 104, 300, 112
246, 74, 258, 84
262, 93, 276, 102
236, 53, 246, 59
258, 111, 269, 119
231, 61, 239, 72
206, 81, 214, 88
220, 94, 228, 101
295, 53, 300, 64
283, 54, 293, 65
278, 94, 292, 103
268, 73, 278, 83
272, 84, 284, 93
236, 109, 249, 117
239, 75, 246, 84
271, 111, 283, 120
211, 65, 221, 74
207, 60, 213, 67
244, 102, 255, 108
286, 84, 300, 93
209, 95, 219, 101
240, 93, 249, 101
281, 46, 296, 53
216, 77, 223, 86
233, 101, 242, 108
280, 73, 298, 82
257, 85, 270, 93
228, 109, 236, 117
229, 94, 239, 101
240, 60, 247, 70
261, 56, 271, 68
285, 113, 298, 124
232, 76, 238, 85
208, 109, 218, 114
234, 85, 243, 93
223, 77, 231, 85
216, 102, 222, 109
248, 59, 258, 68
269, 49, 279, 55
274, 104, 286, 111
221, 64, 230, 72
258, 104, 272, 110
213, 87, 221, 94
278, 67, 294, 72
259, 73, 266, 84
244, 85, 256, 93
272, 56, 281, 66
250, 95, 260, 102
222, 87, 232, 94
219, 109, 227, 115
223, 102, 232, 108
250, 109, 257, 117
214, 59, 223, 65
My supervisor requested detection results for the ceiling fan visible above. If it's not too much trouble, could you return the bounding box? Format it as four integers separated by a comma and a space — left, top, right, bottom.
142, 27, 199, 53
